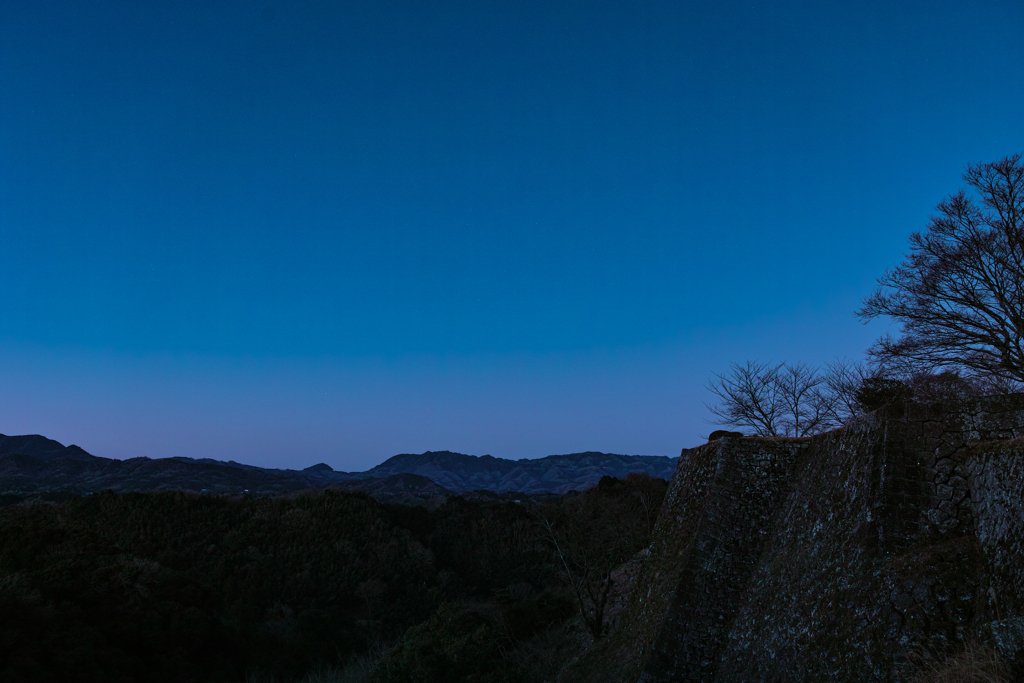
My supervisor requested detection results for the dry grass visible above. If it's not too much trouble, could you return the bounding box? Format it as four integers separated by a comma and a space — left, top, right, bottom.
910, 641, 1012, 683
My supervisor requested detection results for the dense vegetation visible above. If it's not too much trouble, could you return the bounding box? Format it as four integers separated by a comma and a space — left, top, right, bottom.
0, 474, 668, 682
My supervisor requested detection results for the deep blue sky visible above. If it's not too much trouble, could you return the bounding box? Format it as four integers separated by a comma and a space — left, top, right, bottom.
2, 0, 1022, 470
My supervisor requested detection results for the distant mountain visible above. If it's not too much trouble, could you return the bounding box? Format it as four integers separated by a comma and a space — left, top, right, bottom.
0, 437, 347, 497
360, 450, 678, 494
327, 472, 461, 505
0, 433, 678, 500
0, 434, 96, 462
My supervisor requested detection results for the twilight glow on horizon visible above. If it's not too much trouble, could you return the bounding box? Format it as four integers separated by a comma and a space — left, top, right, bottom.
2, 0, 1022, 471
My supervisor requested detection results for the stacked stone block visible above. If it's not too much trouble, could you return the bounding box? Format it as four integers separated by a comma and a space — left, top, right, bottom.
564, 395, 1024, 683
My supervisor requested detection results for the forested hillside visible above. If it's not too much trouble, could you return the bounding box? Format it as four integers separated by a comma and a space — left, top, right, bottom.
0, 474, 667, 682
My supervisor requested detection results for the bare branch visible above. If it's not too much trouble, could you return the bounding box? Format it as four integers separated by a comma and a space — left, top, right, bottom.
858, 153, 1024, 382
705, 361, 840, 437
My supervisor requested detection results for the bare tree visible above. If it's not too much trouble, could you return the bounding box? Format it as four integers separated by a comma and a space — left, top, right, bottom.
776, 362, 835, 436
626, 472, 663, 539
903, 368, 1022, 402
705, 360, 786, 436
710, 356, 1020, 441
820, 358, 874, 425
533, 476, 666, 640
705, 361, 836, 437
822, 360, 1019, 418
534, 502, 617, 640
857, 153, 1024, 382
819, 358, 927, 423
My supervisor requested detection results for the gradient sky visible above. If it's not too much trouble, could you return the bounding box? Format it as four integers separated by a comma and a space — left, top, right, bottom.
2, 0, 1022, 470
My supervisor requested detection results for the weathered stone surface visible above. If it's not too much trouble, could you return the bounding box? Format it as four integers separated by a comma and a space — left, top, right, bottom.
561, 395, 1024, 683
967, 438, 1024, 619
977, 617, 1024, 676
640, 440, 809, 682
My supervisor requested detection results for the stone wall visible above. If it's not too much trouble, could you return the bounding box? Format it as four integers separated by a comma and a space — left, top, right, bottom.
561, 395, 1024, 683
968, 437, 1024, 673
640, 438, 810, 682
968, 438, 1024, 618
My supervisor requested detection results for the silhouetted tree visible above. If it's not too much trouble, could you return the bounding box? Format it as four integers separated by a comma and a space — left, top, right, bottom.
858, 153, 1024, 384
534, 476, 666, 639
854, 376, 914, 412
819, 358, 880, 423
705, 361, 837, 437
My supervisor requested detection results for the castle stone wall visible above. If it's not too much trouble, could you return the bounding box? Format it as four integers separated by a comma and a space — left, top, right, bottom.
561, 396, 1024, 683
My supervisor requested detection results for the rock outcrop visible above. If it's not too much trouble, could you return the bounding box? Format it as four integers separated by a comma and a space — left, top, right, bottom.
564, 396, 1024, 682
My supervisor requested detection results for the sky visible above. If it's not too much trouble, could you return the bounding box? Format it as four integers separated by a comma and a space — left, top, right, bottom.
1, 0, 1022, 471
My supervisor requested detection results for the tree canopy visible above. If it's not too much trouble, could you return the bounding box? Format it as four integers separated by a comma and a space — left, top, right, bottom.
858, 153, 1024, 382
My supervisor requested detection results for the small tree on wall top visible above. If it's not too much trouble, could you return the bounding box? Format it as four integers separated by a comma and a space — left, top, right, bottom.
704, 360, 837, 437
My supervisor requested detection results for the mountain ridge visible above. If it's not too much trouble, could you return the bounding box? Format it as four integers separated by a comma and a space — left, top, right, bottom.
0, 434, 677, 498
362, 450, 677, 493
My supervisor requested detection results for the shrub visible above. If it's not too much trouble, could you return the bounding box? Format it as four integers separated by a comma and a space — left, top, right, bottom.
370, 602, 524, 682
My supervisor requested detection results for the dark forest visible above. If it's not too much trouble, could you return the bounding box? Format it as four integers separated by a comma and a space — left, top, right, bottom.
0, 474, 667, 682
